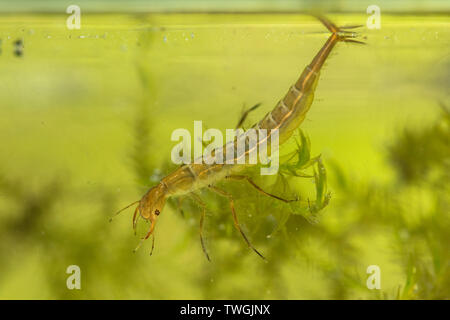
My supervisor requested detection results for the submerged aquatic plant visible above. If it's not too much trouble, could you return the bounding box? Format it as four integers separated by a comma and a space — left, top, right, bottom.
388, 105, 449, 184
166, 128, 330, 261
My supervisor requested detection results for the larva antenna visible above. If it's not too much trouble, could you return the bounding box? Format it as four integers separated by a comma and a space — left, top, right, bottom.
109, 200, 140, 222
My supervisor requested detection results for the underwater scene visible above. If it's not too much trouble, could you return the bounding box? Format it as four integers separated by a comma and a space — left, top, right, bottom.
0, 0, 449, 300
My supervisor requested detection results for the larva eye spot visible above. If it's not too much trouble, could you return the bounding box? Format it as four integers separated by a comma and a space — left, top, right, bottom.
155, 209, 160, 216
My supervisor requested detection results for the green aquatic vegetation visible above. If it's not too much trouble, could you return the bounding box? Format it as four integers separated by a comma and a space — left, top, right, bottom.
326, 108, 450, 299
277, 130, 331, 216
388, 104, 450, 184
386, 107, 450, 299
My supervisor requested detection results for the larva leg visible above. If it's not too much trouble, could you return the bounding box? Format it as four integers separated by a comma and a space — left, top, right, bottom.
225, 175, 298, 203
149, 234, 155, 256
132, 205, 140, 235
190, 193, 211, 262
133, 221, 155, 254
235, 103, 261, 129
208, 185, 266, 260
177, 196, 185, 218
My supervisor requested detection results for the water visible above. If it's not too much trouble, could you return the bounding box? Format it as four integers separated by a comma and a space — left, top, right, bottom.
0, 13, 448, 299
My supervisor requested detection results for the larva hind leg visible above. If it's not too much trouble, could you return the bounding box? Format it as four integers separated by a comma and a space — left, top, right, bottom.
225, 175, 298, 203
208, 185, 266, 260
235, 103, 261, 129
190, 193, 211, 262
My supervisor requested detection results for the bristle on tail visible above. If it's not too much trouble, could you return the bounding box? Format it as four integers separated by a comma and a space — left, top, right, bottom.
315, 15, 339, 33
315, 15, 366, 45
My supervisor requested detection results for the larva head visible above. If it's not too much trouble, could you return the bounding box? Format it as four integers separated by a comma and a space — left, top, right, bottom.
139, 183, 167, 224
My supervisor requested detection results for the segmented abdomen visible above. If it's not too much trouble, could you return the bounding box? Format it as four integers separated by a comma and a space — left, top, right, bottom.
256, 65, 319, 144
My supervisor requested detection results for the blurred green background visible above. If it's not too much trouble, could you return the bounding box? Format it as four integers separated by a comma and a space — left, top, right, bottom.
0, 0, 449, 299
